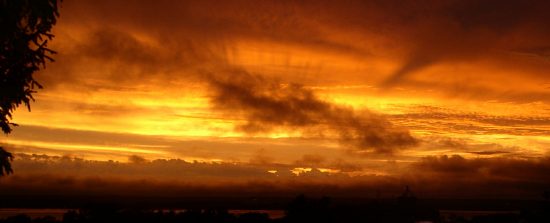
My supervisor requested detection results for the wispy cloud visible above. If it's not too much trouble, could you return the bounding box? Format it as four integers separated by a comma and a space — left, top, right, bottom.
205, 69, 417, 153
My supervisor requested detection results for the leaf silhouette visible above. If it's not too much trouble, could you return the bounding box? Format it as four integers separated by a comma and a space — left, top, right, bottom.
0, 147, 13, 176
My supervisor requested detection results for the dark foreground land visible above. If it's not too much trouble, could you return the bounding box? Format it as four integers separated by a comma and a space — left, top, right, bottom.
0, 194, 549, 223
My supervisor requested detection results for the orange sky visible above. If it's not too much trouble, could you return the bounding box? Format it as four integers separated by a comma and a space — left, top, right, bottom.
1, 0, 550, 197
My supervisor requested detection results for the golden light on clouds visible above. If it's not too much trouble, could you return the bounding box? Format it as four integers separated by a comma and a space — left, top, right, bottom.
2, 0, 550, 198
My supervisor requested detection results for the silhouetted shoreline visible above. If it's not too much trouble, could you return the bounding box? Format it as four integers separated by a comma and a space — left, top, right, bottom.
0, 193, 548, 223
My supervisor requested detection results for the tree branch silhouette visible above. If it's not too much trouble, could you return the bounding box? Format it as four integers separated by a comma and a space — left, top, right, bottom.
0, 147, 13, 176
0, 0, 60, 175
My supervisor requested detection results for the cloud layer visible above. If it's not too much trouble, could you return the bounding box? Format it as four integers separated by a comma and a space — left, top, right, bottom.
2, 153, 549, 199
207, 70, 417, 153
2, 0, 550, 196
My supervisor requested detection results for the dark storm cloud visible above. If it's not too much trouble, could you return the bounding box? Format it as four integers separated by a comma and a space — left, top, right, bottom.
10, 153, 359, 180
0, 172, 396, 199
2, 153, 550, 198
416, 155, 550, 183
206, 70, 417, 153
10, 153, 273, 180
394, 155, 550, 198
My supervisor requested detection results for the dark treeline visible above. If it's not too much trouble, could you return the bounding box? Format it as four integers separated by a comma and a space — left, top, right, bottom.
0, 192, 549, 223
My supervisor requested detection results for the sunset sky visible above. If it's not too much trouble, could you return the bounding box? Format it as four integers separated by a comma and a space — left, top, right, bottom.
2, 0, 550, 198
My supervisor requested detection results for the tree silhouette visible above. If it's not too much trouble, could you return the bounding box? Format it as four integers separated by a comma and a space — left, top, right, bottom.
0, 0, 60, 175
0, 146, 13, 176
